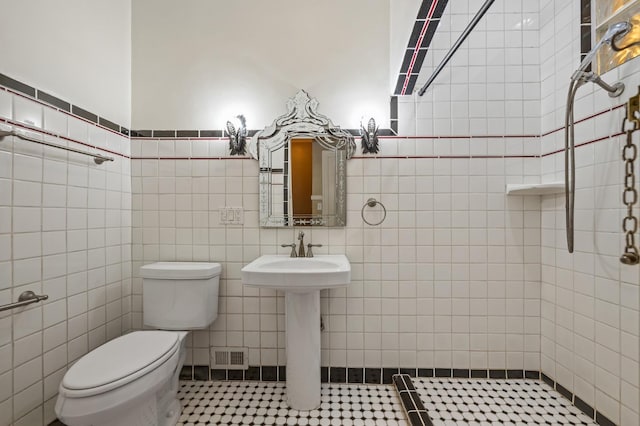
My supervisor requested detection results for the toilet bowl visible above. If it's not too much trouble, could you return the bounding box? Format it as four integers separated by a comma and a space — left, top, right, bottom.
55, 262, 221, 426
56, 330, 187, 426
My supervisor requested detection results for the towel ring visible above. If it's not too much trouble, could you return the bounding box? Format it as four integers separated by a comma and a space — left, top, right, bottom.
361, 198, 386, 226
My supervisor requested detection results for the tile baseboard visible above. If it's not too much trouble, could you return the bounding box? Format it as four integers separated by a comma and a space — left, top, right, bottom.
181, 365, 541, 385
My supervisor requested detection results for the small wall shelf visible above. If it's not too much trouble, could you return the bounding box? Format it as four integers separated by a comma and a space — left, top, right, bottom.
505, 182, 564, 195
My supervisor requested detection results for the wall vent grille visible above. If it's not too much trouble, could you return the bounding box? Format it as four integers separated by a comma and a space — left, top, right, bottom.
211, 347, 248, 369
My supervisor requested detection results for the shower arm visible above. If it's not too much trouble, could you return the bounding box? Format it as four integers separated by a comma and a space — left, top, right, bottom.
573, 71, 625, 97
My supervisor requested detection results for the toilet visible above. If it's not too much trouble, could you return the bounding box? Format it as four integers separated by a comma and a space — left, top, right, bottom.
55, 262, 221, 426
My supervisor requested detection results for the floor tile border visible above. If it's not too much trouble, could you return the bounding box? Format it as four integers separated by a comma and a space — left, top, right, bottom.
392, 374, 434, 426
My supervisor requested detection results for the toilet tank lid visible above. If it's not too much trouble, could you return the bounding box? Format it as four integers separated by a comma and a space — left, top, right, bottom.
140, 262, 222, 279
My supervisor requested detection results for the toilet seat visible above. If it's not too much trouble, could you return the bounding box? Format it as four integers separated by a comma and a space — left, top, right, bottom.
61, 331, 180, 398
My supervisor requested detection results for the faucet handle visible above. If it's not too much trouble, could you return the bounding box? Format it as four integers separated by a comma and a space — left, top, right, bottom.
280, 243, 297, 258
306, 244, 322, 257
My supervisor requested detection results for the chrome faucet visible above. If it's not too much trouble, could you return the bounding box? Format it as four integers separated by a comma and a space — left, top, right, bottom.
281, 231, 322, 257
280, 243, 297, 257
306, 243, 322, 258
297, 231, 306, 257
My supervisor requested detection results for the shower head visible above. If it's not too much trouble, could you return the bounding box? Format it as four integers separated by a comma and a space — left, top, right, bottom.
571, 21, 631, 80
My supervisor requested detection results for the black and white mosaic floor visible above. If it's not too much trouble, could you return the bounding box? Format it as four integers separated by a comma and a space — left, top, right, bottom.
412, 378, 598, 425
176, 380, 409, 425
176, 378, 599, 426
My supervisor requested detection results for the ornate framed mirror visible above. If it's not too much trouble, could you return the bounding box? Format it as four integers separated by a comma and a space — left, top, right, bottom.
249, 91, 356, 227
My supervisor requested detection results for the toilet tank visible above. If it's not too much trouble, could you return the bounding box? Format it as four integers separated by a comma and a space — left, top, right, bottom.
140, 262, 221, 330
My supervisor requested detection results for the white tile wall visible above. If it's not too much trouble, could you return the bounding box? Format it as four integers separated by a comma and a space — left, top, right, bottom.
539, 0, 640, 425
129, 0, 543, 381
131, 149, 540, 374
0, 87, 132, 425
2, 1, 639, 425
129, 3, 635, 425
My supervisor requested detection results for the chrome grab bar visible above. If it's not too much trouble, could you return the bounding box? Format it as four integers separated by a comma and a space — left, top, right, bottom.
0, 291, 48, 312
0, 129, 114, 164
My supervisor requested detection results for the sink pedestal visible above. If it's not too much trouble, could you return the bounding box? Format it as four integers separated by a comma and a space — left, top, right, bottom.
285, 290, 321, 410
240, 254, 351, 410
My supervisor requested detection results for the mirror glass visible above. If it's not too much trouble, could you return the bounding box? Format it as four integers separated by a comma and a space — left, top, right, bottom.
249, 91, 355, 227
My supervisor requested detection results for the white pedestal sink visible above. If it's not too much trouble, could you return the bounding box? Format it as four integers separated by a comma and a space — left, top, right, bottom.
241, 255, 351, 410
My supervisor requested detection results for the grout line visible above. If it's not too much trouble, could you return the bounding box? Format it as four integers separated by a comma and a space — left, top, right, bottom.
378, 134, 541, 140
541, 132, 624, 157
540, 104, 625, 138
133, 156, 248, 160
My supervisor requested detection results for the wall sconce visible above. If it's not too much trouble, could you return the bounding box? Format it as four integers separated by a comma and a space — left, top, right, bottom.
226, 115, 247, 156
360, 117, 379, 154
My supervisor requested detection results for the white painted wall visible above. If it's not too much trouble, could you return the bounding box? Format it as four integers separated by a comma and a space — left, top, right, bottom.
131, 0, 390, 130
0, 0, 132, 127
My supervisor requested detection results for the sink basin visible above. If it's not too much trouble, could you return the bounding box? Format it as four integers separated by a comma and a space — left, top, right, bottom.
241, 254, 350, 293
